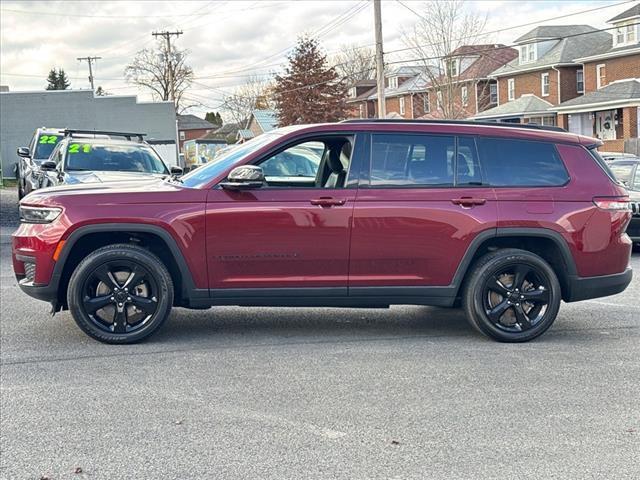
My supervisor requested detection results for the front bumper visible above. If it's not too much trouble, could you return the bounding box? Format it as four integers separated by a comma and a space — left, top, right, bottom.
565, 267, 633, 302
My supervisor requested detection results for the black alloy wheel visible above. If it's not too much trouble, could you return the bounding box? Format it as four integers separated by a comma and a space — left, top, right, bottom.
464, 249, 562, 342
67, 244, 173, 344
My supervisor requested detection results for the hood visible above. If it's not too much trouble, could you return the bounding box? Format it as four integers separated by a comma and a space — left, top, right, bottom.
63, 170, 167, 185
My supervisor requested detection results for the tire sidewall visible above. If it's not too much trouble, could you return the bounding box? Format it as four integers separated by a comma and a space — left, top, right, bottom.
67, 246, 173, 344
468, 251, 562, 342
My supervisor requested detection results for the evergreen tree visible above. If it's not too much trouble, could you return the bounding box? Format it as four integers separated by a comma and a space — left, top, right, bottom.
45, 69, 58, 90
273, 37, 348, 126
95, 86, 107, 96
56, 68, 70, 90
205, 111, 223, 127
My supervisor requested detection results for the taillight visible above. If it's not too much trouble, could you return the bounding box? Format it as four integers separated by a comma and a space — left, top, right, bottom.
593, 196, 631, 211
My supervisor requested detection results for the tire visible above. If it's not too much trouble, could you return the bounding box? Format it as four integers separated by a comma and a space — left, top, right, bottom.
463, 248, 562, 343
67, 244, 174, 344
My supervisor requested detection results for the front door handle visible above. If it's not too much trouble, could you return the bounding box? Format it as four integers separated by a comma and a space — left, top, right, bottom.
310, 197, 346, 207
452, 197, 487, 207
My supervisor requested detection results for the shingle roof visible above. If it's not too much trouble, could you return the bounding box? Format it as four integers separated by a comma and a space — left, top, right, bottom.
554, 79, 640, 109
177, 114, 215, 131
251, 109, 279, 132
514, 25, 597, 43
492, 26, 612, 76
472, 94, 554, 119
607, 3, 640, 23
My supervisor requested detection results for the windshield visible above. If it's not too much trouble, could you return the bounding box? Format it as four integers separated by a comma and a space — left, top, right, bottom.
34, 134, 63, 159
180, 133, 280, 188
65, 142, 168, 174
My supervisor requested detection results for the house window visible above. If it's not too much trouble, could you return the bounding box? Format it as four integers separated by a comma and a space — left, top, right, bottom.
519, 43, 536, 64
179, 131, 185, 141
507, 78, 515, 101
423, 93, 430, 113
447, 59, 459, 77
358, 104, 364, 119
349, 87, 357, 99
436, 90, 443, 110
388, 76, 398, 89
399, 96, 405, 115
489, 83, 498, 104
576, 69, 584, 94
461, 86, 468, 106
614, 22, 637, 45
541, 73, 550, 97
597, 64, 606, 89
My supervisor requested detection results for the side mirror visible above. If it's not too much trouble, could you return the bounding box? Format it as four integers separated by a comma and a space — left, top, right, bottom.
17, 147, 30, 158
170, 165, 183, 176
40, 160, 57, 171
220, 165, 265, 190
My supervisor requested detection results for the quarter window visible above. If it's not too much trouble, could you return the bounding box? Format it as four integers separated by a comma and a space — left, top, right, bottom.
476, 138, 568, 187
370, 134, 454, 187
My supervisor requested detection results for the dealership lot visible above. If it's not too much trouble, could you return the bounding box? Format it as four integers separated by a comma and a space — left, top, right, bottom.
1, 187, 639, 479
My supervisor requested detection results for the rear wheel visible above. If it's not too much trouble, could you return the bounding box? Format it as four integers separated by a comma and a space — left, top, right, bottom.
67, 244, 173, 344
463, 249, 561, 342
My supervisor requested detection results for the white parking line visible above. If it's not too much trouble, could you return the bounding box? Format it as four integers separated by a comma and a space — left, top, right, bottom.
585, 300, 636, 309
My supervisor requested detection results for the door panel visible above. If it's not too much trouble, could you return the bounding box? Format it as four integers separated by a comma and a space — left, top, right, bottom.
205, 188, 354, 290
349, 187, 497, 287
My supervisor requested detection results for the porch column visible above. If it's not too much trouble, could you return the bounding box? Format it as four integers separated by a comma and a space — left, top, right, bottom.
557, 114, 568, 130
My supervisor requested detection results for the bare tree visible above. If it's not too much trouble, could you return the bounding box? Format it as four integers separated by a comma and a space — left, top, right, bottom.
124, 40, 194, 112
402, 0, 487, 119
221, 75, 274, 126
331, 44, 376, 84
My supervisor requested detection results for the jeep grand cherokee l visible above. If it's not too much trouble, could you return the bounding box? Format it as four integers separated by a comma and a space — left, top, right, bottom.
12, 120, 633, 344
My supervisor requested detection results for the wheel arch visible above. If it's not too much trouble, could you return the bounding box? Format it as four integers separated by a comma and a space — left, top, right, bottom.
453, 227, 578, 301
54, 223, 204, 309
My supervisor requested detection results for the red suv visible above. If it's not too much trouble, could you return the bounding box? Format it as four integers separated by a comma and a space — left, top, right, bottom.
12, 120, 633, 344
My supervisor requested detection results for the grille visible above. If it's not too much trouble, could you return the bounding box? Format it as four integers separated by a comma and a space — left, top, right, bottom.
24, 262, 36, 282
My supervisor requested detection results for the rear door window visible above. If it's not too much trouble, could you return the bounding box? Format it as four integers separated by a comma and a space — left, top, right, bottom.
476, 137, 569, 187
370, 134, 455, 187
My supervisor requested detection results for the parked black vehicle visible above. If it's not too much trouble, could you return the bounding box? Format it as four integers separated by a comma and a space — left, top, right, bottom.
16, 127, 65, 199
609, 158, 640, 247
30, 130, 181, 193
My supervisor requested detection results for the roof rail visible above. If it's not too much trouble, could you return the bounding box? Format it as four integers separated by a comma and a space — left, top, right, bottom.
339, 119, 566, 133
62, 129, 147, 141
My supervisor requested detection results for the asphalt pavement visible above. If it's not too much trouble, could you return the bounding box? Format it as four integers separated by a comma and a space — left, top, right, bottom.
1, 187, 639, 480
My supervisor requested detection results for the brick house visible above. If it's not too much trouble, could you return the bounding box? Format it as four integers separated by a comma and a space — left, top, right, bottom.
474, 25, 611, 124
346, 45, 516, 120
176, 114, 215, 152
555, 4, 640, 152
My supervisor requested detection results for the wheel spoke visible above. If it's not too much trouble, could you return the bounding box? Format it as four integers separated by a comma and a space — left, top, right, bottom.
522, 288, 549, 304
489, 277, 511, 297
513, 305, 532, 330
113, 309, 127, 333
94, 265, 120, 291
130, 295, 156, 315
122, 266, 145, 289
83, 295, 112, 314
487, 299, 510, 323
512, 265, 531, 291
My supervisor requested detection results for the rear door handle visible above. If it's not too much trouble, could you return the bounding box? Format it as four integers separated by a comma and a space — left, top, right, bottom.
452, 197, 487, 207
310, 197, 346, 207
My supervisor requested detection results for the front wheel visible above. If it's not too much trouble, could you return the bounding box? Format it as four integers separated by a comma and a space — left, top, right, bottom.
463, 249, 562, 342
67, 244, 174, 344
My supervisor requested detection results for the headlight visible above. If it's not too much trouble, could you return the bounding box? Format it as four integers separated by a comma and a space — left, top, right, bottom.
20, 206, 62, 223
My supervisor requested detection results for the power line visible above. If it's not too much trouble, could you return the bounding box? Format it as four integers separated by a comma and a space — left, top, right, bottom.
152, 30, 184, 103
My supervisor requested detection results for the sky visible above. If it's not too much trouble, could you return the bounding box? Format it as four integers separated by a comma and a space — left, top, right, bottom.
0, 0, 635, 118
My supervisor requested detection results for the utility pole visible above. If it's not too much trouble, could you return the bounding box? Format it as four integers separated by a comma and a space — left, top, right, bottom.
77, 56, 101, 90
373, 0, 386, 119
152, 30, 183, 104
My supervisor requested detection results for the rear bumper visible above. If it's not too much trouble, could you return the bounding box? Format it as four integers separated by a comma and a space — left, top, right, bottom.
565, 267, 633, 302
